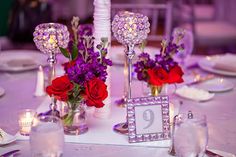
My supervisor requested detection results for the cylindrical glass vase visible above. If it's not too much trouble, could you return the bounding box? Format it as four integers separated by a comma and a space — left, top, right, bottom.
62, 102, 88, 135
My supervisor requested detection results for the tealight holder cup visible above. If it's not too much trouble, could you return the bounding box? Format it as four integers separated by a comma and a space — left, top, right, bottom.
18, 109, 36, 136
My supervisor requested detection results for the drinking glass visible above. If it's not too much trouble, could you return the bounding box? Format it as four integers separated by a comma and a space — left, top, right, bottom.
173, 27, 194, 71
30, 115, 64, 157
173, 113, 208, 157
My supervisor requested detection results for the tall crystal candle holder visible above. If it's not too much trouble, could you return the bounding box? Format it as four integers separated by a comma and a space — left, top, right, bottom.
112, 11, 150, 134
33, 23, 69, 84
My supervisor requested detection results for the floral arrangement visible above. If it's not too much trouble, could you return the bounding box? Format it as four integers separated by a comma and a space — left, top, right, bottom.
46, 17, 112, 125
134, 34, 185, 94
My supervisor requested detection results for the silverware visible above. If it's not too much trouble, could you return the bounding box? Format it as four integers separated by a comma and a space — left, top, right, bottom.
187, 74, 215, 86
0, 150, 20, 157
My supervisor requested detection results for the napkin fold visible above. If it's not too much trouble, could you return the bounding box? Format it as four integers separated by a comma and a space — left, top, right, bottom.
213, 54, 236, 73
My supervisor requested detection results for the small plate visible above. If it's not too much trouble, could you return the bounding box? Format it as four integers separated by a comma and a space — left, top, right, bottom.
175, 86, 215, 102
0, 129, 16, 146
198, 78, 235, 92
198, 54, 236, 77
0, 86, 5, 97
0, 50, 48, 72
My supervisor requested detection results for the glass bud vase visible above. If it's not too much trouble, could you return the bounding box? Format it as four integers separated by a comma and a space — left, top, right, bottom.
62, 102, 88, 135
150, 84, 177, 97
150, 85, 162, 96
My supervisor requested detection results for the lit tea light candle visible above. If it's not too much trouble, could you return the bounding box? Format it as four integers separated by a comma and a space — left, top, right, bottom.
18, 109, 36, 136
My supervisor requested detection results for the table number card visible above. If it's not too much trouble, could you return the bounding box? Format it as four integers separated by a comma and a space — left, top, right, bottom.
127, 96, 170, 143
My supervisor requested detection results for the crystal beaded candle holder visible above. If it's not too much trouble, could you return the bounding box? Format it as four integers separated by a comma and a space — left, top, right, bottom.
112, 11, 150, 46
33, 23, 69, 84
112, 11, 150, 134
33, 23, 69, 54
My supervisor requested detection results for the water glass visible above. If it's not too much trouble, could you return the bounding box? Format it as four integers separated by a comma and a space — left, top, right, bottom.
30, 115, 64, 157
173, 113, 208, 157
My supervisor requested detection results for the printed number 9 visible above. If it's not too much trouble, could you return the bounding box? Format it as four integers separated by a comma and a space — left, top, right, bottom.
143, 109, 154, 129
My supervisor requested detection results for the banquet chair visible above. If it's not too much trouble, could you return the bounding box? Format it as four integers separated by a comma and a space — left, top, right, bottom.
174, 0, 215, 22
174, 0, 236, 52
111, 2, 173, 42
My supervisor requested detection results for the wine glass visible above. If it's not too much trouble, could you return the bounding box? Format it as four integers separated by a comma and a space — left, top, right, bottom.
173, 112, 208, 157
30, 115, 64, 157
173, 27, 194, 72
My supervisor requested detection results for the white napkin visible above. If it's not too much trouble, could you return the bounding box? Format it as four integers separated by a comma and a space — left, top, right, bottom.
0, 128, 16, 145
213, 54, 236, 73
176, 86, 215, 102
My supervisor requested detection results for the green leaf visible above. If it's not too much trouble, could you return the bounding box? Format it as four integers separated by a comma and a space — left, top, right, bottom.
59, 47, 70, 58
71, 43, 78, 60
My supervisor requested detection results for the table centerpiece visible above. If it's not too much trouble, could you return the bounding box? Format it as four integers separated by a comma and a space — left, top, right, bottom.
46, 16, 112, 135
134, 34, 185, 96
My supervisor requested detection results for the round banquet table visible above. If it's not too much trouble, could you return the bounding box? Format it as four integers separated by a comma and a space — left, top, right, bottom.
0, 52, 236, 157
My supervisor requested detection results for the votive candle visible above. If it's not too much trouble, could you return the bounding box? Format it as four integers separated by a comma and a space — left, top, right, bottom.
18, 109, 36, 136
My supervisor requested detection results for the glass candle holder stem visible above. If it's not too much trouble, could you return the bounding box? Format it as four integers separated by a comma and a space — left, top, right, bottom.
126, 44, 135, 99
47, 52, 57, 84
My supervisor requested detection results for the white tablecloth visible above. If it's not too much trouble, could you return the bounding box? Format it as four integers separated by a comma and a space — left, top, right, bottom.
0, 54, 236, 156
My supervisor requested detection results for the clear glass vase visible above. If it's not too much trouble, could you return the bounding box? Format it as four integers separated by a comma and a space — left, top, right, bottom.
144, 84, 176, 97
150, 85, 163, 96
62, 102, 88, 135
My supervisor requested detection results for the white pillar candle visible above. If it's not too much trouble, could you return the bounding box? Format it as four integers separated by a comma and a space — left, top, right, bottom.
93, 0, 111, 119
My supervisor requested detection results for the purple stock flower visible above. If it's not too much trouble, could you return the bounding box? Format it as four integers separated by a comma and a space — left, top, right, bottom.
134, 35, 184, 82
78, 24, 93, 36
63, 24, 112, 87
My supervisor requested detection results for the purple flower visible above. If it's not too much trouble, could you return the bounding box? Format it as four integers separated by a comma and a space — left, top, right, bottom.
63, 23, 112, 87
134, 34, 184, 82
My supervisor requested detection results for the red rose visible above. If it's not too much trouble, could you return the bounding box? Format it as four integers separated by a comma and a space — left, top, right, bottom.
84, 78, 108, 108
46, 75, 74, 101
168, 65, 184, 84
147, 68, 169, 86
